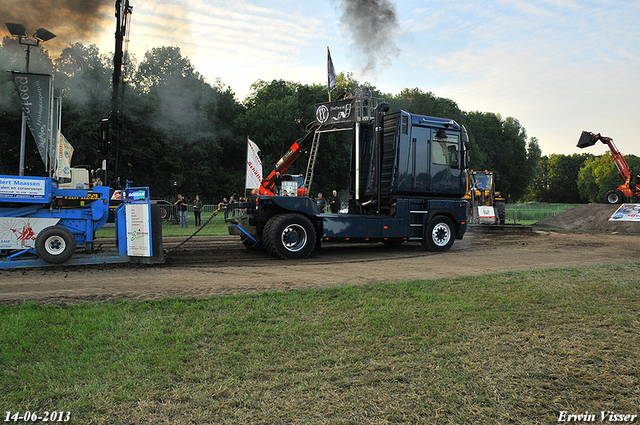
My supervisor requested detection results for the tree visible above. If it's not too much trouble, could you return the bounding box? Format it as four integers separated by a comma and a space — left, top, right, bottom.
461, 112, 536, 200
578, 153, 640, 203
390, 88, 464, 123
530, 154, 592, 203
236, 79, 350, 197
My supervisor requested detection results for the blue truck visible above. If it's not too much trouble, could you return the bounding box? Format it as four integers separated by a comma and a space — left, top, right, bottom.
227, 90, 469, 259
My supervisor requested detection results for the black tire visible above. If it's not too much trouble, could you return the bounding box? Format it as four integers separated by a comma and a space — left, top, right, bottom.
263, 213, 316, 259
495, 201, 506, 225
159, 206, 170, 220
35, 226, 76, 264
604, 189, 624, 204
422, 216, 456, 252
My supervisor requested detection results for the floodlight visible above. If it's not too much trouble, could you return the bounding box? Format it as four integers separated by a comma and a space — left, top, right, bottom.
5, 22, 27, 37
34, 27, 56, 42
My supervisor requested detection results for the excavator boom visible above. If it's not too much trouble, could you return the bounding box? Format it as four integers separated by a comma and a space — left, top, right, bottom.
259, 122, 319, 195
577, 131, 631, 181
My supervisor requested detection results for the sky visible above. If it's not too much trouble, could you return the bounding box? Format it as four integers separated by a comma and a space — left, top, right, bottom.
3, 0, 639, 156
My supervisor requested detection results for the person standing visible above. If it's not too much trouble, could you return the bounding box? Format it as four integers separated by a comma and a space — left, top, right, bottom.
316, 192, 327, 212
330, 190, 341, 213
174, 194, 189, 228
193, 195, 203, 226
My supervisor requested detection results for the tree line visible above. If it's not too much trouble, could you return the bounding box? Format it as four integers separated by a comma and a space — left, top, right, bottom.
1, 38, 632, 205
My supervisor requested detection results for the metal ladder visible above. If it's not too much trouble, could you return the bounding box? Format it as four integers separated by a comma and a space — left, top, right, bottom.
303, 130, 321, 194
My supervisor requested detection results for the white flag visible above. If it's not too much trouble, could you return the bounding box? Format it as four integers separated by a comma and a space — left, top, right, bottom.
56, 133, 74, 180
245, 138, 263, 189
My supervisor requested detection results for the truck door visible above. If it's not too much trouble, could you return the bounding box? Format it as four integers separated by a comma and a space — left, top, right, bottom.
430, 131, 463, 195
409, 126, 429, 192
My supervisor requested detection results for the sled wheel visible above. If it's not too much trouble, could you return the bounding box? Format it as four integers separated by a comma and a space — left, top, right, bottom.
35, 226, 76, 264
263, 213, 316, 259
422, 216, 456, 252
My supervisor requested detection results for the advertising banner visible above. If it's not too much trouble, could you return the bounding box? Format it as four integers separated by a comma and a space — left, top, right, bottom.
12, 72, 54, 167
125, 204, 152, 257
245, 138, 262, 190
315, 98, 356, 130
56, 134, 74, 180
0, 217, 60, 250
609, 204, 640, 222
0, 176, 49, 202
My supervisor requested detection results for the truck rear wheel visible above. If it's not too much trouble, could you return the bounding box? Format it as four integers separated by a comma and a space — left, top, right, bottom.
263, 213, 316, 259
605, 189, 624, 204
422, 216, 456, 252
35, 226, 76, 264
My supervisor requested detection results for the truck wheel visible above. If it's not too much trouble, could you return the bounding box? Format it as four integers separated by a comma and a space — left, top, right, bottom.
604, 190, 624, 204
35, 226, 76, 264
263, 213, 316, 259
422, 216, 456, 252
495, 201, 506, 225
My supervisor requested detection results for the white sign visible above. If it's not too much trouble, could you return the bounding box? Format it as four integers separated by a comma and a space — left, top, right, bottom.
125, 204, 152, 257
609, 204, 640, 222
0, 217, 60, 250
0, 177, 46, 200
477, 206, 497, 225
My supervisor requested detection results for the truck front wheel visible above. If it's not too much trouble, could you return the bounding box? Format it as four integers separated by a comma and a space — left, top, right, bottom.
35, 226, 76, 264
422, 216, 456, 252
263, 213, 316, 259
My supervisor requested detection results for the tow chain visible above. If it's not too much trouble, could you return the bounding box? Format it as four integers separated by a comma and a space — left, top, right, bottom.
164, 202, 225, 255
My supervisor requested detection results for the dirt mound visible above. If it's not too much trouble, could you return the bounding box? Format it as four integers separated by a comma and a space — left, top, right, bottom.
533, 204, 640, 233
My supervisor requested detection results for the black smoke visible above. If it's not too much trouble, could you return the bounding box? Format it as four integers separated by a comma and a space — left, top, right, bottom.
0, 0, 113, 55
335, 0, 400, 73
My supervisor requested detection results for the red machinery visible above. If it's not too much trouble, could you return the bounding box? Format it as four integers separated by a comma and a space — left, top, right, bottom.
577, 131, 640, 204
258, 122, 319, 196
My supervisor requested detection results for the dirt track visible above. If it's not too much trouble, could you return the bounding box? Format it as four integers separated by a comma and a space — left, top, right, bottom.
2, 221, 640, 305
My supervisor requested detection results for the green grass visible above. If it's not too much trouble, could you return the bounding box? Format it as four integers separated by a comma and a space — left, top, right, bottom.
2, 263, 639, 424
505, 203, 581, 225
95, 213, 229, 238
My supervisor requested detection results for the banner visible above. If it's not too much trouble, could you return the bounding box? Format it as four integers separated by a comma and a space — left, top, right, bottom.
245, 138, 263, 190
315, 98, 356, 130
609, 204, 640, 221
327, 47, 336, 91
12, 72, 54, 167
56, 134, 74, 180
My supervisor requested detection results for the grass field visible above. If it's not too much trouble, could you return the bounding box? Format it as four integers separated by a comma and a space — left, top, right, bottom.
505, 203, 580, 225
2, 263, 639, 424
95, 213, 230, 239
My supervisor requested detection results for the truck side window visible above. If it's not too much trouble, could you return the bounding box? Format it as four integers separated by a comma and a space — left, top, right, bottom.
432, 140, 459, 167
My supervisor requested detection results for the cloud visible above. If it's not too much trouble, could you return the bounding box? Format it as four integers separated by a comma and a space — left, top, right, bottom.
390, 0, 640, 155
